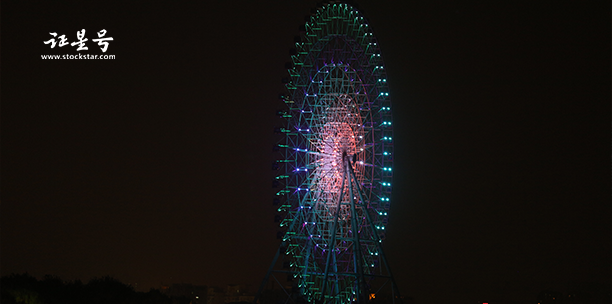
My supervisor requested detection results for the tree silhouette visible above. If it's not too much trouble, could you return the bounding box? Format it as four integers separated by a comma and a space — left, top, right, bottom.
0, 273, 178, 304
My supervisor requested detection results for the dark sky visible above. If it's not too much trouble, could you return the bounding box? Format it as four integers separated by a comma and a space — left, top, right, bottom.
2, 1, 610, 304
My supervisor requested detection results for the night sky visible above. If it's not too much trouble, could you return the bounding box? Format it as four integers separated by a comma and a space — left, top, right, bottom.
2, 1, 610, 304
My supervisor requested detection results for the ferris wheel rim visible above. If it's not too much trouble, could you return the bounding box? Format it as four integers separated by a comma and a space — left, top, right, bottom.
265, 2, 396, 303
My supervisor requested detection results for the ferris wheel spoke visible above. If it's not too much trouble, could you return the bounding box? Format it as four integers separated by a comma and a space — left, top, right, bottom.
305, 134, 335, 154
307, 166, 341, 196
304, 150, 335, 157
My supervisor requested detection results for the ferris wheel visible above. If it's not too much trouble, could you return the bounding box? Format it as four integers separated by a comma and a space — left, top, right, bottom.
258, 2, 399, 304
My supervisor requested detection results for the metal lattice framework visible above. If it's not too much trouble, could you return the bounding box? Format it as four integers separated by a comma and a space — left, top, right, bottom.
257, 3, 398, 304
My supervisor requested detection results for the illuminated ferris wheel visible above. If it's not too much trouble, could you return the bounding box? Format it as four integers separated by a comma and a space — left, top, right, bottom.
257, 2, 399, 304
